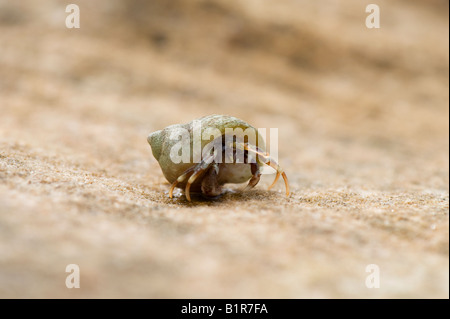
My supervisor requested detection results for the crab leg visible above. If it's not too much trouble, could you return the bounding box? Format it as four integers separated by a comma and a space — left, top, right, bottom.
184, 170, 202, 201
169, 165, 197, 199
265, 160, 289, 196
268, 171, 280, 190
169, 154, 216, 201
185, 155, 217, 201
244, 163, 261, 192
200, 163, 222, 198
239, 143, 290, 197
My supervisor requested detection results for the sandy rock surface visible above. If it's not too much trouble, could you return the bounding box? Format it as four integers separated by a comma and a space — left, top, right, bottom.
0, 0, 448, 298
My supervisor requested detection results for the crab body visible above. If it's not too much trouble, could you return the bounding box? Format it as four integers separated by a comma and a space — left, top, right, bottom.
147, 115, 289, 201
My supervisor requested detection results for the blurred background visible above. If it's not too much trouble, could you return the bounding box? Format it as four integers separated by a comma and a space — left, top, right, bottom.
0, 0, 448, 298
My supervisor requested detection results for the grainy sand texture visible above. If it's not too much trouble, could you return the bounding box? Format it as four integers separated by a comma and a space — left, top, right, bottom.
0, 0, 448, 298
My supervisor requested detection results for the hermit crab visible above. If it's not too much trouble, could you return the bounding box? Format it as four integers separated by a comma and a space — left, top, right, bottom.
147, 115, 289, 201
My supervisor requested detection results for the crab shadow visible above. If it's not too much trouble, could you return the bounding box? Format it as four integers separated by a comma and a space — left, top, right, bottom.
168, 188, 281, 206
